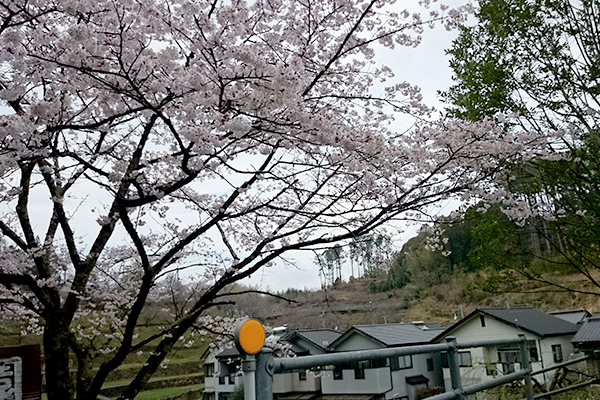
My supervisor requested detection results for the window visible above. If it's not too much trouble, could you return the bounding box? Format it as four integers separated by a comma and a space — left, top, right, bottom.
391, 355, 412, 370
441, 351, 472, 367
333, 368, 343, 380
498, 349, 517, 374
354, 367, 365, 379
298, 371, 307, 381
498, 346, 539, 364
441, 353, 448, 368
552, 345, 563, 363
228, 375, 235, 385
352, 361, 368, 379
204, 363, 215, 376
218, 376, 225, 385
529, 346, 539, 362
226, 361, 240, 375
399, 355, 413, 369
458, 351, 472, 367
370, 358, 387, 368
480, 315, 486, 327
427, 358, 434, 371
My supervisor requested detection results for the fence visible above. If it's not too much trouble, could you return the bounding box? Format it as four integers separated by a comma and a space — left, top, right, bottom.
245, 333, 598, 400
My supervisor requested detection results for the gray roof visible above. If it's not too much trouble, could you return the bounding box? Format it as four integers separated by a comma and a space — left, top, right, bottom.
331, 323, 439, 349
479, 308, 579, 337
215, 346, 241, 358
550, 309, 591, 324
279, 329, 342, 354
434, 307, 580, 342
213, 329, 341, 359
296, 329, 342, 350
572, 315, 600, 348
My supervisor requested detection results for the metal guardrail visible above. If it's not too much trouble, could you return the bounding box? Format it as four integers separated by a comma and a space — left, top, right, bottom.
252, 334, 540, 400
527, 354, 596, 400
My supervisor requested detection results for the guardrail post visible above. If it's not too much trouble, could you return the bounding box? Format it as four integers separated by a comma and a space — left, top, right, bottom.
255, 347, 274, 400
446, 336, 463, 399
518, 334, 534, 400
243, 354, 257, 400
594, 350, 600, 382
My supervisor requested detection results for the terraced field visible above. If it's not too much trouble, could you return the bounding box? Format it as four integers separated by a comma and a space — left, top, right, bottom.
0, 325, 209, 400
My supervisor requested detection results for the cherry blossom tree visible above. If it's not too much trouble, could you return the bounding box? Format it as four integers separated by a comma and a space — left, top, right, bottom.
0, 0, 546, 399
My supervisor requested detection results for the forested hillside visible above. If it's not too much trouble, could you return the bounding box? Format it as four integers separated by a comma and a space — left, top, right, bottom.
214, 214, 600, 330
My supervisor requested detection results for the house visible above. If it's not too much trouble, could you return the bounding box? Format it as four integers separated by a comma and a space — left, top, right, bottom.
203, 346, 243, 400
433, 307, 582, 391
321, 323, 446, 400
278, 328, 341, 356
571, 314, 600, 352
202, 328, 342, 400
273, 328, 342, 397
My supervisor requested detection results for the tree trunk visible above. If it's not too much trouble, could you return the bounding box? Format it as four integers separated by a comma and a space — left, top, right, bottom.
75, 350, 95, 400
117, 313, 200, 400
44, 318, 75, 400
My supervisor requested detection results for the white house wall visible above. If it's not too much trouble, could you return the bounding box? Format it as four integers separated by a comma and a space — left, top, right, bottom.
389, 353, 444, 400
333, 333, 385, 351
273, 371, 321, 393
294, 337, 326, 355
538, 336, 576, 367
321, 367, 392, 395
320, 349, 443, 400
441, 313, 538, 389
440, 313, 579, 392
448, 315, 537, 342
536, 335, 578, 386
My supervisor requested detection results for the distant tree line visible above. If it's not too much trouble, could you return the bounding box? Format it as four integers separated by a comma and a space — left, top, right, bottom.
366, 203, 578, 293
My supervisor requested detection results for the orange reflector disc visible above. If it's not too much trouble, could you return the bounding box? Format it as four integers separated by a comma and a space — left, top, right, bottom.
234, 319, 265, 355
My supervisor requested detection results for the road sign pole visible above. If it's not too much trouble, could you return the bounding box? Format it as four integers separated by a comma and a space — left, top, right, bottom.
243, 354, 257, 400
256, 348, 274, 400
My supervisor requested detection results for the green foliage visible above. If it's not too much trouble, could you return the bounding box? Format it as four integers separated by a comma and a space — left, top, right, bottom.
231, 385, 244, 400
465, 204, 528, 270
368, 227, 452, 293
442, 0, 600, 126
441, 23, 520, 121
441, 0, 600, 295
440, 219, 474, 272
403, 231, 453, 285
316, 232, 394, 290
349, 233, 393, 276
365, 201, 575, 295
315, 245, 346, 287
